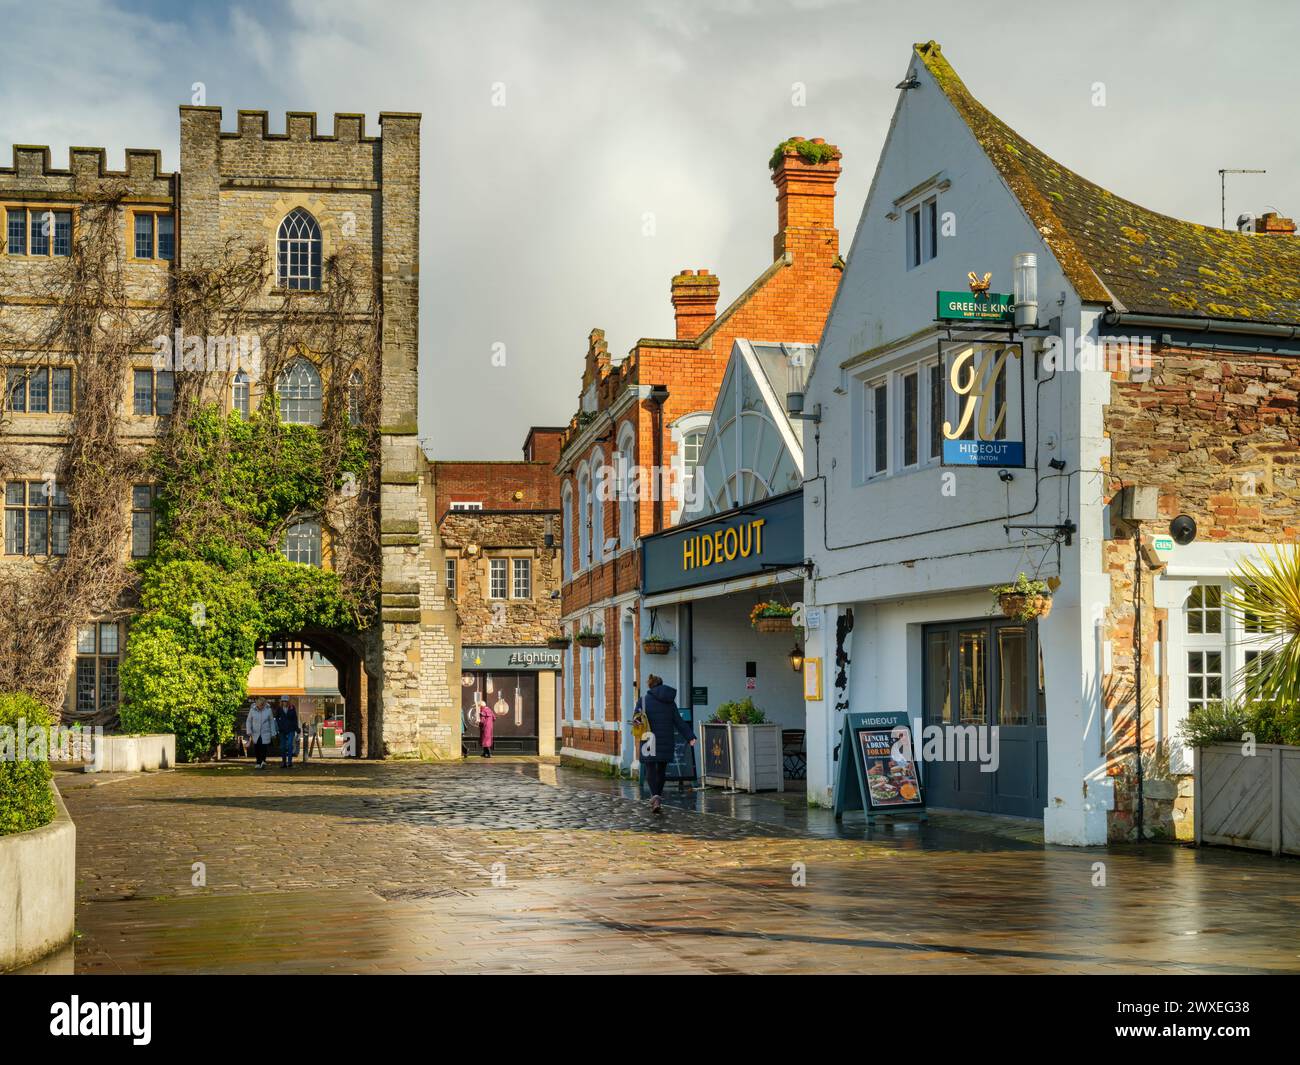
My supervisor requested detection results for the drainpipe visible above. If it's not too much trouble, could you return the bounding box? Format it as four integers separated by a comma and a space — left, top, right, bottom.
680, 602, 694, 785
647, 384, 670, 533
1134, 527, 1144, 842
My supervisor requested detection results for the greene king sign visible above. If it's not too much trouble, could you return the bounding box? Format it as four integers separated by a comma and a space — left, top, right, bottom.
936, 290, 1013, 323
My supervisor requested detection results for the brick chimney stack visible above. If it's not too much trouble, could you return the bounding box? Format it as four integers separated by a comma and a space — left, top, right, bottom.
771, 136, 842, 262
1254, 211, 1297, 235
671, 269, 721, 340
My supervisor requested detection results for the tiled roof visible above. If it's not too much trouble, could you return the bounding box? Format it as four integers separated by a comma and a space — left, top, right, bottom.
915, 41, 1300, 326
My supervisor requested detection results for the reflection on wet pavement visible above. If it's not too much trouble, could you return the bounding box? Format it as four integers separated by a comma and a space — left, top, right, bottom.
33, 759, 1300, 974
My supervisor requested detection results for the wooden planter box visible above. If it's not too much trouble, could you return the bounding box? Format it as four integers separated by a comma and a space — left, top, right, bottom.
546, 639, 571, 650
642, 639, 672, 655
753, 616, 794, 634
1194, 742, 1300, 856
702, 722, 783, 793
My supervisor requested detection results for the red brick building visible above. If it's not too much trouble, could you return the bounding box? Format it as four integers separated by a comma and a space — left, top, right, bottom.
429, 427, 565, 756
555, 138, 844, 769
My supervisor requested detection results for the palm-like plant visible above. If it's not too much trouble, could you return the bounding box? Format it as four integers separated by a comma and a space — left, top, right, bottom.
1224, 544, 1300, 707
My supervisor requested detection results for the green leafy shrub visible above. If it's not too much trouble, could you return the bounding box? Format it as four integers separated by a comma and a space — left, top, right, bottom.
0, 693, 56, 836
1244, 702, 1300, 747
710, 697, 766, 725
120, 404, 366, 761
1179, 700, 1300, 748
1178, 701, 1248, 748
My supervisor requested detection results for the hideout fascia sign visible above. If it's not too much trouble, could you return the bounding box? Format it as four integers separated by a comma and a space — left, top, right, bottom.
641, 489, 804, 597
938, 338, 1027, 469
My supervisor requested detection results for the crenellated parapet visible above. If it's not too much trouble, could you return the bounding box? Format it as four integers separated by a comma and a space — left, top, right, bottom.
0, 144, 173, 203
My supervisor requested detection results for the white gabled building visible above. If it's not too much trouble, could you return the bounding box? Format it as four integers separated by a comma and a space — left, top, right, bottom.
801, 41, 1300, 845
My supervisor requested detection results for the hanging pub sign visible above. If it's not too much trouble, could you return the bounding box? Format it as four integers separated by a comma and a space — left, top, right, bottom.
834, 711, 926, 821
939, 340, 1026, 468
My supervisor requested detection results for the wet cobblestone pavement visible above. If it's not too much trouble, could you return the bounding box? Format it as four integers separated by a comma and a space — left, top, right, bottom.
38, 759, 1300, 974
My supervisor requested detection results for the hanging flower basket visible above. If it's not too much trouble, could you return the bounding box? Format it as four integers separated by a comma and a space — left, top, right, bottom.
576, 629, 604, 648
750, 601, 796, 633
546, 636, 571, 650
991, 573, 1053, 622
642, 636, 672, 655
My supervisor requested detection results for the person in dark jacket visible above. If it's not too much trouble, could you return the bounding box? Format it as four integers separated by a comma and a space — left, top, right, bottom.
277, 697, 301, 769
637, 675, 695, 815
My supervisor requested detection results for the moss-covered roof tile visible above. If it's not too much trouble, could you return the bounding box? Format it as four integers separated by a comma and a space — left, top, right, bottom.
914, 41, 1300, 326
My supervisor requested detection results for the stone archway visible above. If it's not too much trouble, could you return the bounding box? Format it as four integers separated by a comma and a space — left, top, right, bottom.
253, 628, 376, 757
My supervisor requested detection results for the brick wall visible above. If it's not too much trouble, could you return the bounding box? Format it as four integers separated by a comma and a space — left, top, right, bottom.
553, 139, 844, 763
1102, 342, 1300, 839
432, 458, 560, 517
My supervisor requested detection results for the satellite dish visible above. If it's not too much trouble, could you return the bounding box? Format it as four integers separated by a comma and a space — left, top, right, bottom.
1170, 515, 1198, 546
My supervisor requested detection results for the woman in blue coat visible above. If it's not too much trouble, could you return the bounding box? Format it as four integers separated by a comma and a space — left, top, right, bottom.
637, 674, 695, 815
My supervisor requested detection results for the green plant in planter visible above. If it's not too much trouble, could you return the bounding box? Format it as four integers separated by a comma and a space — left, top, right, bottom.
576, 628, 604, 645
1178, 701, 1249, 748
0, 692, 56, 836
710, 697, 766, 725
991, 572, 1053, 622
1225, 545, 1300, 709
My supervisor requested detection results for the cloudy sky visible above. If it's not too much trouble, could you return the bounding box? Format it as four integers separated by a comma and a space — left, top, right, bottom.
2, 0, 1297, 457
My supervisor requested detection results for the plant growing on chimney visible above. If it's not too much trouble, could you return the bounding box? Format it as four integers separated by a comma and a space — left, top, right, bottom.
769, 137, 839, 170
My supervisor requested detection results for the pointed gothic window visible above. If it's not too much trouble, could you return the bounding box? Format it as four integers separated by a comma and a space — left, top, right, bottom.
277, 208, 322, 291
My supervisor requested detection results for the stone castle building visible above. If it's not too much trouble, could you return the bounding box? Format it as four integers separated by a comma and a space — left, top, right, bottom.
0, 108, 460, 757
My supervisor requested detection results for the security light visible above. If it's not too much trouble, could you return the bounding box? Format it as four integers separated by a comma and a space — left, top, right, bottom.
1013, 252, 1038, 329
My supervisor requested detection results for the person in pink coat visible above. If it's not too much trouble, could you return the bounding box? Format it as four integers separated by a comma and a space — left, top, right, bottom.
478, 699, 494, 758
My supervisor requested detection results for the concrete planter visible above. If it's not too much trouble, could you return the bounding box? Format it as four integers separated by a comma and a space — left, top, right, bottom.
0, 781, 75, 971
1195, 743, 1300, 857
84, 733, 176, 773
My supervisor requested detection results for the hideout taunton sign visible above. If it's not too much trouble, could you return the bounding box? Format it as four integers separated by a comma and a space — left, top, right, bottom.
640, 489, 804, 597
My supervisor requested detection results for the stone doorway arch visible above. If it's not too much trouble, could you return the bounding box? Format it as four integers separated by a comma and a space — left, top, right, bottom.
252, 628, 377, 757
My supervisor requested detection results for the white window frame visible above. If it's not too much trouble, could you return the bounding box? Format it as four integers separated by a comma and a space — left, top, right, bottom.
489, 557, 508, 600
670, 411, 712, 523
561, 483, 574, 579
905, 195, 939, 270
512, 557, 531, 600
283, 519, 321, 567
865, 377, 889, 478
449, 501, 483, 511
617, 420, 637, 551
897, 367, 920, 471
576, 464, 592, 571
590, 448, 606, 565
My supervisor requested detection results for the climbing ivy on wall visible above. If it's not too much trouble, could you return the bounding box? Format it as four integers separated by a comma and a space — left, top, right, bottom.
120, 404, 374, 761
